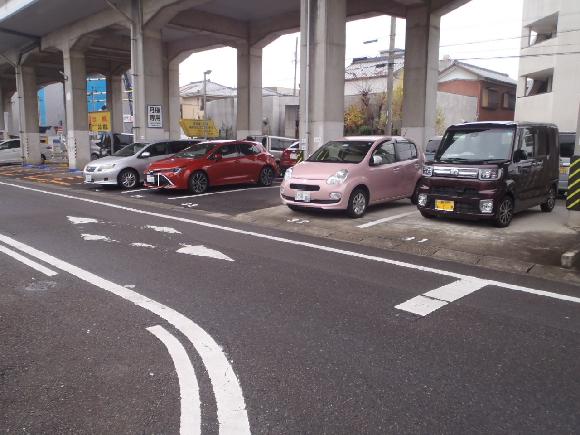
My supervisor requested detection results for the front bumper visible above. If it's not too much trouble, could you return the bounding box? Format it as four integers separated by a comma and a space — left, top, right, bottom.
143, 171, 182, 189
280, 178, 348, 209
83, 168, 121, 185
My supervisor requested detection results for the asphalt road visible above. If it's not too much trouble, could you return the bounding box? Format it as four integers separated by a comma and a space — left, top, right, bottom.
1, 179, 579, 434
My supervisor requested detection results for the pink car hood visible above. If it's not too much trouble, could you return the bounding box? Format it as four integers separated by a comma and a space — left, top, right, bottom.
291, 161, 357, 180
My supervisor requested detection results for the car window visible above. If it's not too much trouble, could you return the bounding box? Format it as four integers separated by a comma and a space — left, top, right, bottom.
9, 140, 20, 149
0, 142, 8, 150
239, 143, 261, 156
560, 135, 575, 158
218, 143, 241, 159
270, 138, 294, 151
395, 142, 417, 161
169, 141, 193, 154
426, 139, 441, 153
148, 142, 169, 156
372, 142, 396, 165
536, 128, 549, 157
517, 128, 536, 160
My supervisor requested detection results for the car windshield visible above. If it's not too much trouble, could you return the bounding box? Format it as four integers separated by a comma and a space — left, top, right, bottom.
174, 142, 218, 158
307, 140, 374, 163
113, 142, 149, 157
560, 136, 575, 158
436, 128, 515, 162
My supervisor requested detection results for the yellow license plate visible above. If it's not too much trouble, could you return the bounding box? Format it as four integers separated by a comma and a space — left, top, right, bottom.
560, 167, 569, 175
435, 200, 455, 211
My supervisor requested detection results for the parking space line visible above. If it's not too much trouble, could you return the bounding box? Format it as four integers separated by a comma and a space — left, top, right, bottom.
357, 211, 417, 228
147, 325, 201, 435
168, 185, 280, 200
0, 244, 58, 276
395, 295, 448, 316
121, 188, 159, 194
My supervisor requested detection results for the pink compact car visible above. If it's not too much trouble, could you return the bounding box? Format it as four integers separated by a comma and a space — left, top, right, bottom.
280, 136, 424, 218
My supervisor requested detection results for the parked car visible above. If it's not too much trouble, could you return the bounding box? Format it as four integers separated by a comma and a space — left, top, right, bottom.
279, 141, 300, 173
559, 132, 575, 194
144, 140, 278, 193
83, 140, 199, 189
425, 136, 442, 161
253, 135, 297, 166
280, 136, 423, 218
416, 121, 559, 227
0, 139, 53, 164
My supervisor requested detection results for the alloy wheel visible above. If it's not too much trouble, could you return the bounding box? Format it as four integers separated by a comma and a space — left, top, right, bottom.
260, 167, 274, 186
121, 171, 137, 189
497, 198, 513, 226
352, 192, 367, 216
191, 172, 208, 194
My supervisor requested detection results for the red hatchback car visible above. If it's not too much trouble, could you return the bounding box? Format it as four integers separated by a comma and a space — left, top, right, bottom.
144, 140, 278, 193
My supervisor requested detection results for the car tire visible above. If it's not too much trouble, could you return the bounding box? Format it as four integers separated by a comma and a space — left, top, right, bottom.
347, 187, 368, 219
419, 210, 434, 219
540, 186, 556, 213
258, 166, 275, 186
118, 168, 139, 189
40, 154, 46, 164
494, 196, 514, 228
189, 171, 209, 194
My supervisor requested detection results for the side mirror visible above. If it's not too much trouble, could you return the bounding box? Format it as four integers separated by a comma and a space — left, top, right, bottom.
513, 149, 527, 163
371, 155, 382, 166
141, 151, 151, 158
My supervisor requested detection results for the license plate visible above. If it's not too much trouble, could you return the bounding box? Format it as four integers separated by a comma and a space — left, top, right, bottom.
146, 175, 155, 184
290, 153, 297, 159
295, 191, 311, 202
435, 199, 454, 211
85, 175, 93, 182
560, 167, 569, 175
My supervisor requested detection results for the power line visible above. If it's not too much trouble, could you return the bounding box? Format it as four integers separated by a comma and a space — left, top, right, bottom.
453, 50, 580, 61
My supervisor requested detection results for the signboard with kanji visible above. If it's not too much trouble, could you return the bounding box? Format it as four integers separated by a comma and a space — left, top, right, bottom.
147, 105, 163, 128
88, 111, 111, 132
179, 119, 219, 138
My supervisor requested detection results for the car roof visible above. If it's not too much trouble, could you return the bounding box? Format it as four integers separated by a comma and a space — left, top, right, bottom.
448, 121, 558, 129
342, 135, 409, 142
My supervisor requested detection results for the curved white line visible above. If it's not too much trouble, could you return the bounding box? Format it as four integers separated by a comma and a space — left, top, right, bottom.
0, 233, 251, 434
147, 325, 201, 435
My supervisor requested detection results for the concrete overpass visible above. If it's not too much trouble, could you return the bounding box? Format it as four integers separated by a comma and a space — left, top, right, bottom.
0, 0, 470, 169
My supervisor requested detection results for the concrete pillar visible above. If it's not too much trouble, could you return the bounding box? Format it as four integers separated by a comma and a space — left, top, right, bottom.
299, 0, 346, 155
63, 48, 90, 170
107, 75, 124, 133
15, 65, 41, 164
0, 87, 6, 141
168, 59, 181, 140
4, 95, 14, 138
236, 43, 263, 139
401, 6, 441, 150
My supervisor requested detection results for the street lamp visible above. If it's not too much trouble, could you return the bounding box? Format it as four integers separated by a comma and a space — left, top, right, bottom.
203, 69, 212, 139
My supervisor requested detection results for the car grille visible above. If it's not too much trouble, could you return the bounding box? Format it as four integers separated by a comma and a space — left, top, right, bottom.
147, 174, 171, 186
86, 166, 96, 173
290, 184, 320, 191
431, 186, 478, 197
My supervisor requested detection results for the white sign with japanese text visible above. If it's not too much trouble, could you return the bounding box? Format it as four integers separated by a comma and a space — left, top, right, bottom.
147, 105, 163, 128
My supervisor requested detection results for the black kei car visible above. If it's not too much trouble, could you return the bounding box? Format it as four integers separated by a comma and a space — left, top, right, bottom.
416, 121, 559, 227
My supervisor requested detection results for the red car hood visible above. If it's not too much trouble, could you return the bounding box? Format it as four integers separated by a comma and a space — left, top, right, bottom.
148, 156, 204, 171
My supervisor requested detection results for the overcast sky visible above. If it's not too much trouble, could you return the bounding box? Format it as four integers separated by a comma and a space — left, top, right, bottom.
179, 0, 524, 88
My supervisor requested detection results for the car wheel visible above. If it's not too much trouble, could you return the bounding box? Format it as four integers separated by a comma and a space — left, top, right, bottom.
118, 168, 139, 189
40, 154, 46, 164
347, 187, 368, 218
419, 210, 434, 219
189, 171, 208, 194
90, 153, 100, 161
258, 166, 275, 186
540, 186, 556, 213
494, 196, 514, 228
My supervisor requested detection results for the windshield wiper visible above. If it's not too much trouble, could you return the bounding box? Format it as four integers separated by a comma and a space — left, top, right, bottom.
437, 157, 474, 163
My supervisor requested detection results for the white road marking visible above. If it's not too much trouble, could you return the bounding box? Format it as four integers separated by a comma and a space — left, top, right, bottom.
131, 243, 156, 248
131, 195, 144, 198
145, 225, 182, 234
357, 211, 416, 229
418, 239, 429, 243
404, 237, 416, 241
2, 181, 580, 308
121, 188, 158, 194
0, 244, 58, 277
395, 295, 448, 316
147, 325, 201, 435
181, 203, 199, 208
168, 185, 280, 200
177, 245, 234, 262
396, 278, 488, 317
0, 232, 250, 434
81, 234, 116, 242
67, 216, 98, 225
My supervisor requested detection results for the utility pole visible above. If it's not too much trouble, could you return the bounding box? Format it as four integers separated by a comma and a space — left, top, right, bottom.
293, 36, 298, 97
203, 69, 212, 139
385, 16, 396, 136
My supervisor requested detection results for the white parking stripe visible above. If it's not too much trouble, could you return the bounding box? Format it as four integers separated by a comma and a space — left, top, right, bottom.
0, 244, 58, 276
395, 295, 448, 316
121, 188, 158, 194
0, 232, 250, 434
357, 211, 416, 228
2, 181, 580, 308
168, 185, 280, 200
147, 325, 201, 435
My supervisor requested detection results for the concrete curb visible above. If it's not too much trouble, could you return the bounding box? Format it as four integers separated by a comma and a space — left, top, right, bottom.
562, 250, 580, 269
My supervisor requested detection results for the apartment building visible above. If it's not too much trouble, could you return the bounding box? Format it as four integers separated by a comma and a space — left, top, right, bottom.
515, 0, 580, 132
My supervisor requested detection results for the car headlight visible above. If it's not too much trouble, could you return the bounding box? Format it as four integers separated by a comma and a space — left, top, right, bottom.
284, 167, 293, 181
326, 169, 349, 185
170, 167, 185, 174
422, 166, 433, 177
479, 168, 502, 180
98, 163, 116, 171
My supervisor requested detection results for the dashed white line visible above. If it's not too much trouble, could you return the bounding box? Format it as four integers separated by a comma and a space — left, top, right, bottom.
177, 245, 234, 262
147, 325, 201, 435
168, 185, 280, 200
0, 244, 58, 277
357, 211, 416, 228
0, 232, 251, 434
